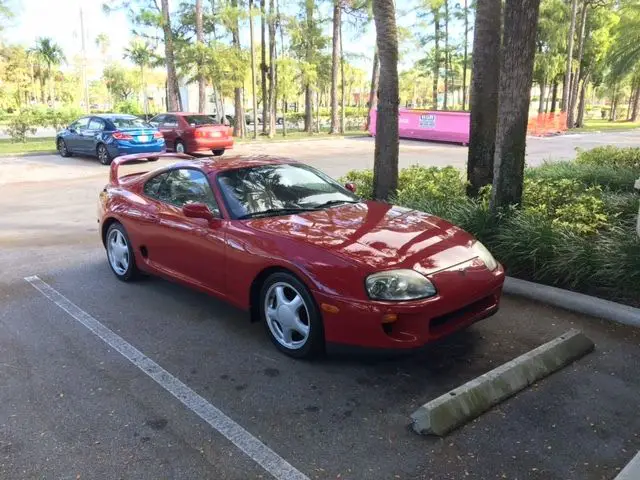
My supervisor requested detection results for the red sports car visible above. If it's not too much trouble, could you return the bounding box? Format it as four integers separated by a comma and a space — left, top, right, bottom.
99, 153, 504, 358
150, 113, 234, 156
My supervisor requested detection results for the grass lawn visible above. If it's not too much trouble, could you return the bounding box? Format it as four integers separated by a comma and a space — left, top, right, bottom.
0, 137, 57, 156
574, 119, 640, 132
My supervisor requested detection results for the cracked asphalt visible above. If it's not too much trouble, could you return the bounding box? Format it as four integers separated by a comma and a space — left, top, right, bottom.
1, 134, 639, 480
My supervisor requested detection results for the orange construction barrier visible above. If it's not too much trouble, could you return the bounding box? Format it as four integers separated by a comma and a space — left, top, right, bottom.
527, 112, 568, 136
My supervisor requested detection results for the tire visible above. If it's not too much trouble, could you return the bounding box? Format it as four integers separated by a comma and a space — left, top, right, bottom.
175, 141, 186, 154
97, 144, 112, 165
105, 222, 140, 282
212, 149, 225, 156
57, 138, 71, 157
258, 272, 324, 359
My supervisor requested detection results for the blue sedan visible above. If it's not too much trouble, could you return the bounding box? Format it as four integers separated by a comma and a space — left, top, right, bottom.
56, 114, 166, 165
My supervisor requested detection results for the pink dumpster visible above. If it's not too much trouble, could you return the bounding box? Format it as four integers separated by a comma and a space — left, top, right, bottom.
369, 108, 470, 145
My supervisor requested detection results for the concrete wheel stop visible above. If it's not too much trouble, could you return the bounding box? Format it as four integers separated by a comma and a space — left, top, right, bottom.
410, 329, 594, 436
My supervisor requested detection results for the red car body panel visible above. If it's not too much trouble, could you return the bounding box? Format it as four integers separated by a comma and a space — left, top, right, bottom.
100, 154, 505, 350
156, 112, 234, 153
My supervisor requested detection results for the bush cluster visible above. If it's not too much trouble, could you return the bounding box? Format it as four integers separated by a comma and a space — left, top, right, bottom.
341, 155, 640, 305
3, 107, 84, 142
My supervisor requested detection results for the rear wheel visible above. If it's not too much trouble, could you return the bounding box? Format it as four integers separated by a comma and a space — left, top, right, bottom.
259, 272, 324, 359
175, 141, 186, 154
105, 222, 139, 281
97, 144, 112, 165
57, 138, 71, 157
212, 149, 225, 156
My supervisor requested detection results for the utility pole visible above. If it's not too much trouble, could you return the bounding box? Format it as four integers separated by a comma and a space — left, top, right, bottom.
80, 8, 90, 113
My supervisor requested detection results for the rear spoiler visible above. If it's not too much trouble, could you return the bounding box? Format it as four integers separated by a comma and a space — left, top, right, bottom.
109, 152, 194, 185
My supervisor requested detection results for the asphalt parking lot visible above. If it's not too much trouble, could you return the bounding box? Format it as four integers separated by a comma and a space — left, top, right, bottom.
2, 134, 640, 479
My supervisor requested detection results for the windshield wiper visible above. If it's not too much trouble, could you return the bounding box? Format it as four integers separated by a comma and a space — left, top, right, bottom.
238, 207, 318, 219
314, 199, 360, 209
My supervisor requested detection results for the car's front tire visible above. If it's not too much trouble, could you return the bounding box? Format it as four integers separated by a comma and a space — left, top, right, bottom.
212, 149, 225, 156
97, 144, 112, 165
258, 272, 324, 359
175, 141, 186, 154
105, 222, 140, 281
57, 138, 71, 157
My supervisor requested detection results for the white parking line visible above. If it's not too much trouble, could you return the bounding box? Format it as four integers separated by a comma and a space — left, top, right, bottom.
25, 275, 309, 480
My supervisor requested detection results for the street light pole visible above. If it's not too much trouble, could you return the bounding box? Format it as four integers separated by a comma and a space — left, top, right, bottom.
80, 8, 90, 113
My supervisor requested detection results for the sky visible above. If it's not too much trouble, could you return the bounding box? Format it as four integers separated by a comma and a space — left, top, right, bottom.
3, 0, 427, 78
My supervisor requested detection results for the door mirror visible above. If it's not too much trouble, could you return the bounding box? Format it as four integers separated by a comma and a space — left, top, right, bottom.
182, 202, 215, 221
344, 182, 357, 193
68, 126, 76, 133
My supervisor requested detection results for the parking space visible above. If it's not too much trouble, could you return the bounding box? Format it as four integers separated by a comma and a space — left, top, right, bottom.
2, 134, 640, 479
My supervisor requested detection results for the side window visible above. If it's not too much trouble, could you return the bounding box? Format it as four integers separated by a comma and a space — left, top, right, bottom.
88, 118, 105, 131
72, 117, 90, 130
163, 115, 179, 128
150, 115, 165, 127
143, 172, 171, 202
165, 169, 219, 215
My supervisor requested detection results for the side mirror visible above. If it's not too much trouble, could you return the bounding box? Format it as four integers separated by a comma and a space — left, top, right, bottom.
68, 126, 76, 133
182, 202, 216, 222
345, 182, 357, 193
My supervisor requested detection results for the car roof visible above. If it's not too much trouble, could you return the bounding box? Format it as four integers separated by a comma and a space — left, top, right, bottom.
93, 114, 139, 120
155, 112, 210, 117
156, 155, 299, 175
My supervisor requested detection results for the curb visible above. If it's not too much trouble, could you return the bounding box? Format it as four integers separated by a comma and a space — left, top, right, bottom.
615, 451, 640, 479
410, 329, 594, 436
503, 277, 640, 328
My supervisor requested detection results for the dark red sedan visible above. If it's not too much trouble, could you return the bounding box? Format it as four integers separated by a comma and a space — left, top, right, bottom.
150, 113, 234, 156
99, 153, 504, 358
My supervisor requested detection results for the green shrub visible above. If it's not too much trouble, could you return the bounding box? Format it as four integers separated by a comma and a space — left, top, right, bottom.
114, 100, 143, 115
396, 166, 465, 205
44, 107, 84, 131
341, 169, 374, 200
576, 146, 640, 170
526, 161, 639, 192
4, 109, 39, 142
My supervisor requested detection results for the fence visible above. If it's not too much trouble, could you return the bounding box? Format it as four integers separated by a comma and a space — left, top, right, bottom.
526, 112, 568, 136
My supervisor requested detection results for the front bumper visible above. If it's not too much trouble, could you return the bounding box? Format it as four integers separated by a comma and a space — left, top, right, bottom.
315, 260, 505, 350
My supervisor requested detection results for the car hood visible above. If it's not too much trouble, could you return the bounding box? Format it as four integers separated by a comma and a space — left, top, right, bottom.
245, 201, 478, 274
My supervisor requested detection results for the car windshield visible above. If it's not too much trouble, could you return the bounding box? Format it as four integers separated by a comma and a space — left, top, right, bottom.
109, 117, 151, 129
217, 163, 359, 219
184, 115, 218, 126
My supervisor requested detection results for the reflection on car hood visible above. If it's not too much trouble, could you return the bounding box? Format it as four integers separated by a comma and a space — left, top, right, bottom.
245, 201, 477, 274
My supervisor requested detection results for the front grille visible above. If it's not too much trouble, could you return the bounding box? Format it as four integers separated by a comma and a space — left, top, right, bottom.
429, 295, 495, 332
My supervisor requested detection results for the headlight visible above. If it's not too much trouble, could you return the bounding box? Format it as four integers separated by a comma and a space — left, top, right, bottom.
472, 241, 498, 271
365, 269, 437, 301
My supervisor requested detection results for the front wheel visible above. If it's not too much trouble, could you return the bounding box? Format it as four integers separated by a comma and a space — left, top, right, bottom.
212, 149, 225, 157
106, 222, 140, 281
259, 272, 324, 359
97, 144, 112, 165
57, 138, 72, 157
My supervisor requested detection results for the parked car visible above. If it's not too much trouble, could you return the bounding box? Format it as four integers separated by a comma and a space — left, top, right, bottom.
99, 153, 505, 359
149, 113, 234, 156
56, 114, 165, 165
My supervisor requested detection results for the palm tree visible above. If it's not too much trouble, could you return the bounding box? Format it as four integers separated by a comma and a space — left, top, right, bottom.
230, 0, 246, 137
160, 0, 182, 111
195, 0, 206, 113
365, 48, 380, 131
124, 40, 153, 116
561, 0, 578, 116
330, 0, 342, 134
95, 33, 110, 61
32, 37, 65, 105
371, 0, 399, 201
491, 0, 542, 212
466, 0, 501, 197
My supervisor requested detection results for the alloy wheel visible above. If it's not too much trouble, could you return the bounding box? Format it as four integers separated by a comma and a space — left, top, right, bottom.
264, 282, 311, 350
107, 228, 130, 276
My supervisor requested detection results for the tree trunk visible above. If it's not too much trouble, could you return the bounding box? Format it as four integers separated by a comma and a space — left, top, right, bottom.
576, 73, 589, 128
268, 0, 276, 137
231, 0, 245, 137
490, 0, 541, 212
260, 0, 268, 134
632, 82, 640, 122
196, 0, 206, 113
610, 84, 617, 121
443, 0, 449, 110
340, 17, 346, 134
466, 0, 501, 197
561, 0, 577, 114
372, 0, 399, 201
432, 9, 440, 110
365, 49, 380, 131
249, 0, 258, 138
538, 80, 546, 114
161, 0, 182, 111
550, 80, 558, 112
330, 1, 341, 134
568, 2, 587, 128
304, 0, 314, 132
462, 0, 469, 111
